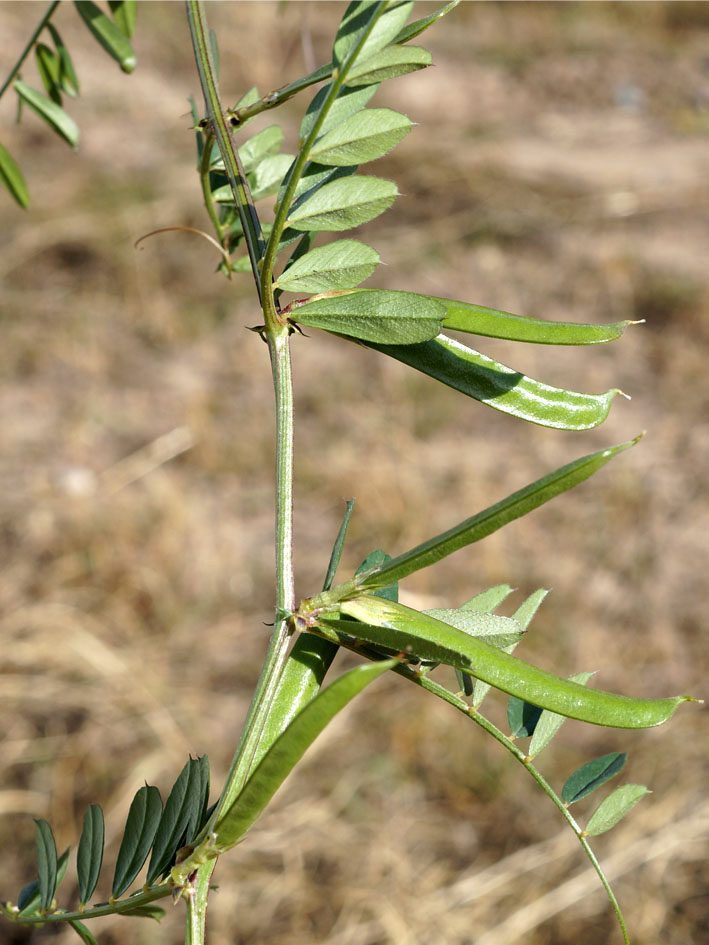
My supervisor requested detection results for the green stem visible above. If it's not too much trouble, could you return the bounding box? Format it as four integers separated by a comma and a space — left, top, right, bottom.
211, 327, 295, 821
0, 1, 60, 100
184, 861, 215, 945
186, 0, 265, 304
198, 130, 227, 248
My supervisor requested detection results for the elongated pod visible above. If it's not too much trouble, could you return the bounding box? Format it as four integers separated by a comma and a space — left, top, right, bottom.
335, 596, 693, 729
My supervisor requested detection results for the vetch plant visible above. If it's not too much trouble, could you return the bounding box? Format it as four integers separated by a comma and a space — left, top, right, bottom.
0, 3, 699, 944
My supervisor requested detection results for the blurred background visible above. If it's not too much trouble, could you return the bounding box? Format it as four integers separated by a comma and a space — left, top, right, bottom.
1, 3, 707, 944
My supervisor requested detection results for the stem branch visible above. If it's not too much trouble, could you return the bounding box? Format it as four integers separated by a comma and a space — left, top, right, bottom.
0, 1, 60, 100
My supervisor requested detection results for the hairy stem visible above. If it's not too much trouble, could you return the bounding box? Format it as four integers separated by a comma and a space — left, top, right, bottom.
0, 1, 60, 100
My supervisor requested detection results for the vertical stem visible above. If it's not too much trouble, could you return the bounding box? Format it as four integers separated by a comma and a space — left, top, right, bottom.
213, 326, 295, 819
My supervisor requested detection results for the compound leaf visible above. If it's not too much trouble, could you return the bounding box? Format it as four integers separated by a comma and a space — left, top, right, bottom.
309, 107, 412, 166
111, 784, 162, 898
286, 175, 398, 231
13, 80, 79, 148
74, 0, 137, 73
291, 288, 444, 344
365, 333, 622, 430
77, 804, 104, 906
275, 239, 379, 293
584, 784, 650, 837
562, 752, 627, 804
0, 142, 30, 208
213, 659, 395, 851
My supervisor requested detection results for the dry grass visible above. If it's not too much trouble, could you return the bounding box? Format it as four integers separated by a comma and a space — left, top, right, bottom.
0, 3, 707, 944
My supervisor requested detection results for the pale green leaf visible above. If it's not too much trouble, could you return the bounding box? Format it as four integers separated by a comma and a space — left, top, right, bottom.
47, 24, 80, 97
309, 107, 412, 166
584, 785, 650, 837
286, 175, 398, 231
461, 584, 514, 612
249, 153, 295, 201
69, 919, 99, 945
108, 0, 138, 38
345, 45, 432, 86
275, 239, 379, 293
301, 82, 379, 142
13, 80, 79, 148
238, 125, 283, 174
423, 608, 523, 649
35, 43, 62, 104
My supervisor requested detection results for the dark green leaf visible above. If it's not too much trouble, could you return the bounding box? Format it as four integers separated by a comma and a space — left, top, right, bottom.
507, 695, 543, 737
34, 819, 57, 910
345, 45, 432, 86
108, 0, 138, 38
333, 2, 412, 69
213, 659, 395, 851
47, 24, 80, 97
77, 804, 104, 905
364, 333, 622, 430
69, 919, 99, 945
275, 240, 379, 293
0, 142, 30, 208
562, 753, 627, 804
146, 758, 205, 883
527, 672, 596, 757
291, 288, 444, 344
111, 784, 162, 898
334, 596, 692, 728
309, 107, 412, 166
584, 785, 650, 837
361, 439, 640, 588
301, 82, 379, 142
286, 175, 398, 231
190, 754, 211, 842
437, 295, 635, 345
392, 0, 460, 44
16, 879, 40, 914
471, 588, 548, 707
13, 80, 79, 148
17, 848, 69, 916
35, 43, 62, 104
74, 1, 137, 73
